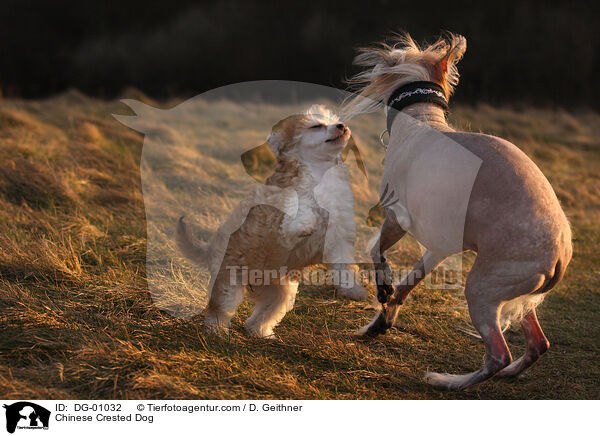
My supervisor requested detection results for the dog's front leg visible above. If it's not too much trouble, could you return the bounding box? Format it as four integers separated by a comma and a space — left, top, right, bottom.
359, 250, 444, 337
370, 211, 407, 305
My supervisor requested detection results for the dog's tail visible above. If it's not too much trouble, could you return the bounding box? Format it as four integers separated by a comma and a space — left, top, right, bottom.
499, 255, 570, 330
176, 217, 209, 267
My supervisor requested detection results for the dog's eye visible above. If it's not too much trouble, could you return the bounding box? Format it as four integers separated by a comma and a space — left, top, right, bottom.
310, 124, 324, 129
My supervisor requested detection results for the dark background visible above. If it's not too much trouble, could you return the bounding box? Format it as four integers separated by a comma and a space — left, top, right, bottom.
1, 0, 598, 108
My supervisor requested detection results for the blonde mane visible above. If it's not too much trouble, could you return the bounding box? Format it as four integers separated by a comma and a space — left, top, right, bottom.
342, 32, 466, 119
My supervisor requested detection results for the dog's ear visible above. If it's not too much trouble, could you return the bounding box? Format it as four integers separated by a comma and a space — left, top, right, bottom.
341, 136, 367, 179
439, 34, 466, 75
431, 34, 466, 99
266, 131, 284, 155
240, 141, 277, 183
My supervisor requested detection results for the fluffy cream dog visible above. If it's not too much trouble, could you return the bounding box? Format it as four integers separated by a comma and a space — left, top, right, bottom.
176, 105, 367, 338
344, 33, 572, 390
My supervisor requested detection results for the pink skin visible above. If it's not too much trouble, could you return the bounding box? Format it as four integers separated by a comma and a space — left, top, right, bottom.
496, 310, 550, 378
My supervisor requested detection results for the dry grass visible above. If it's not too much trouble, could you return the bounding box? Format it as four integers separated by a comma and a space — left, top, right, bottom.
0, 91, 599, 399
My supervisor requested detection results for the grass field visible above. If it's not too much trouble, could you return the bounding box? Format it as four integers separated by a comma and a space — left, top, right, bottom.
0, 90, 599, 399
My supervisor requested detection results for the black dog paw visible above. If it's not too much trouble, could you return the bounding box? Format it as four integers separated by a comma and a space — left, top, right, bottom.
366, 313, 392, 336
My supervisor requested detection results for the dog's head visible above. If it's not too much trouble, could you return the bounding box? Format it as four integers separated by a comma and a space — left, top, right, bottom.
242, 105, 366, 182
267, 104, 350, 161
343, 32, 466, 118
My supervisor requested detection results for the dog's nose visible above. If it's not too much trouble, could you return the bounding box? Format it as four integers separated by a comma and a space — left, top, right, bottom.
336, 123, 346, 131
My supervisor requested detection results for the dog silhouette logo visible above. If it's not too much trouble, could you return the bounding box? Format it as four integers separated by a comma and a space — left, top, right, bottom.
3, 402, 50, 433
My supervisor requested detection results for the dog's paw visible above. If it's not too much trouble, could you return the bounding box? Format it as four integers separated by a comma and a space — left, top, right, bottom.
204, 313, 230, 336
283, 210, 318, 239
204, 324, 229, 337
355, 311, 390, 337
260, 333, 282, 342
245, 321, 279, 340
424, 372, 471, 391
296, 227, 317, 238
338, 283, 368, 301
355, 323, 375, 337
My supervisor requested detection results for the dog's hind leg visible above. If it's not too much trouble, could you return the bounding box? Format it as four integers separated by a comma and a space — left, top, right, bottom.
496, 308, 549, 378
359, 250, 444, 337
245, 281, 299, 338
424, 259, 549, 390
425, 257, 559, 390
425, 290, 512, 390
205, 284, 245, 335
